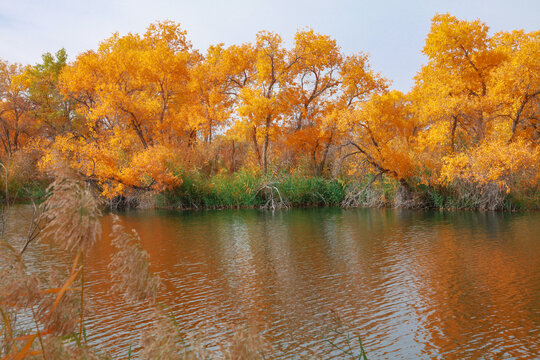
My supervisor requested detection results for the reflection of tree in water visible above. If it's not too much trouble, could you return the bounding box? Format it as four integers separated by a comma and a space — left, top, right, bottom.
7, 206, 540, 359
409, 212, 540, 359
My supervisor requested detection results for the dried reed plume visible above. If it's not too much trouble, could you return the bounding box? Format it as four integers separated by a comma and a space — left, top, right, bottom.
140, 313, 274, 360
0, 165, 108, 360
0, 241, 41, 355
140, 309, 212, 360
108, 215, 161, 303
40, 171, 101, 252
35, 266, 86, 337
0, 241, 42, 309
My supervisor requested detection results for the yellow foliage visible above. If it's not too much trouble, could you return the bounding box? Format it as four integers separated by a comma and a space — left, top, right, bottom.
339, 91, 417, 181
439, 139, 540, 191
0, 60, 37, 157
1, 14, 538, 201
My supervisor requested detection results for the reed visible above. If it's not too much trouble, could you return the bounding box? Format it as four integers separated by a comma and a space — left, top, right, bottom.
108, 216, 161, 304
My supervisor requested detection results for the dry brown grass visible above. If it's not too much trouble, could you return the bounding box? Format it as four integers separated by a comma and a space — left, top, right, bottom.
341, 174, 388, 209
108, 215, 161, 304
40, 172, 102, 252
139, 309, 212, 360
0, 167, 109, 360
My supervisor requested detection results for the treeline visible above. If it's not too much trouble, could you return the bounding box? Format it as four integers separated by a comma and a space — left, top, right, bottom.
0, 14, 538, 210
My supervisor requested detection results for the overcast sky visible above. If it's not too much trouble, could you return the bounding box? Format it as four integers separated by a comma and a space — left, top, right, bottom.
1, 0, 538, 91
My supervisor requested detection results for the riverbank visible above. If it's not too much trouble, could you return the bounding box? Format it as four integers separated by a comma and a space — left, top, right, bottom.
2, 171, 538, 211
110, 172, 540, 211
1, 171, 540, 211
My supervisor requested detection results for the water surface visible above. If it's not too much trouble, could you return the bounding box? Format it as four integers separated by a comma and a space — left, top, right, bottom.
5, 206, 540, 359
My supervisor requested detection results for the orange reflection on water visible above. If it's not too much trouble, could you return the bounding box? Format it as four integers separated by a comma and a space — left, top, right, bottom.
6, 206, 540, 359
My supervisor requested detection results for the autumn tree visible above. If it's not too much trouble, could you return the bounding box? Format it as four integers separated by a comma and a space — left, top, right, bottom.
412, 14, 539, 204
413, 13, 505, 156
338, 90, 418, 189
0, 60, 35, 157
44, 21, 196, 196
189, 43, 254, 144
227, 29, 387, 176
489, 30, 540, 142
232, 31, 296, 175
284, 30, 387, 175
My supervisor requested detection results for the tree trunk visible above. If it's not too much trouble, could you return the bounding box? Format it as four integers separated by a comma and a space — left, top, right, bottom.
317, 134, 333, 176
252, 127, 262, 169
262, 115, 271, 175
230, 140, 236, 173
450, 115, 458, 153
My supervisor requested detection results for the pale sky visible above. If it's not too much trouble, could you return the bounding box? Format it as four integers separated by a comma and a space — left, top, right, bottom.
1, 0, 538, 91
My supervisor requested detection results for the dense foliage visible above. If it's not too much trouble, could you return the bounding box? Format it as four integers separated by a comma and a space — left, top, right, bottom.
0, 14, 538, 209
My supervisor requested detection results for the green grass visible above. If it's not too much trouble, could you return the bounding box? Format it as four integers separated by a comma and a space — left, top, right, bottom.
155, 170, 346, 209
3, 166, 537, 211
0, 177, 50, 204
277, 176, 345, 206
155, 170, 540, 211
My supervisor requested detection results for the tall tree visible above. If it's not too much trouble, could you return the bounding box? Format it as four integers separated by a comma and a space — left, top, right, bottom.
0, 60, 34, 157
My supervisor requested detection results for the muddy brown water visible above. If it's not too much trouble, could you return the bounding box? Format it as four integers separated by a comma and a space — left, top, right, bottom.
5, 205, 540, 359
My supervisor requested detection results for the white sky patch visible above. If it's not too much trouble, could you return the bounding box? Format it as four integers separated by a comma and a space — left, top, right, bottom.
0, 0, 538, 92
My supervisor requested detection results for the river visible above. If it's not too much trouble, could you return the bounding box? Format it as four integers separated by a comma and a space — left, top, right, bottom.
4, 205, 540, 359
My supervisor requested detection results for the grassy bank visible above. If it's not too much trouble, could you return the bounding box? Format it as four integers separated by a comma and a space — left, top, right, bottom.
155, 170, 346, 210
0, 175, 49, 204
1, 169, 537, 211
415, 183, 540, 211
153, 171, 539, 211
